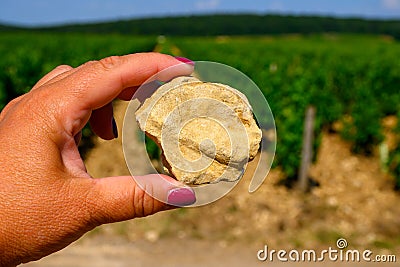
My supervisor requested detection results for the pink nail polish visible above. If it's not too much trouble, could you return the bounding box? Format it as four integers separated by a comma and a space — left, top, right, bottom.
175, 56, 195, 66
167, 187, 196, 206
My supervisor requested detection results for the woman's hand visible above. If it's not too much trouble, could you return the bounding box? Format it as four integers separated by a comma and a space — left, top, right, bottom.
0, 53, 196, 266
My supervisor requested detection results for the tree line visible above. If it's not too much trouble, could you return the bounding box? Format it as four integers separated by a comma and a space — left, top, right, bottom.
1, 14, 400, 38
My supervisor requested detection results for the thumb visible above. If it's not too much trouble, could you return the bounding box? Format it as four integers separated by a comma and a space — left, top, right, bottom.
87, 174, 196, 224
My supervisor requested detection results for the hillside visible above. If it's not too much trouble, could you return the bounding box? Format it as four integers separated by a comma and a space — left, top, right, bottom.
1, 14, 400, 38
0, 23, 22, 31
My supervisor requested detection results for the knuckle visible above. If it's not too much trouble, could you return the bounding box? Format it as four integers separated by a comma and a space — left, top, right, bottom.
4, 96, 22, 109
0, 95, 25, 119
55, 64, 73, 71
133, 184, 155, 218
80, 60, 98, 69
133, 186, 146, 217
98, 55, 122, 70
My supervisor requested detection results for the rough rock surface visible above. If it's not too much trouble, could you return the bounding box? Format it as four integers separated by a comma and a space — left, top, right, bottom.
135, 76, 262, 185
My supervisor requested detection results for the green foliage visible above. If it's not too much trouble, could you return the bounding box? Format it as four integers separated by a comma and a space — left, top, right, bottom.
341, 88, 383, 155
13, 14, 400, 39
145, 135, 161, 160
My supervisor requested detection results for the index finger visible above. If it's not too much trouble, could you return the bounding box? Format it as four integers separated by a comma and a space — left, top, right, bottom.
68, 53, 193, 109
47, 53, 194, 136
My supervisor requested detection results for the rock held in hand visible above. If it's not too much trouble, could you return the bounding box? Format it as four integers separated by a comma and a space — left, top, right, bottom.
135, 76, 261, 185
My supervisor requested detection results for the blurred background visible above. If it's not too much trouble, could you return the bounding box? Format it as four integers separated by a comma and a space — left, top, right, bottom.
1, 0, 400, 266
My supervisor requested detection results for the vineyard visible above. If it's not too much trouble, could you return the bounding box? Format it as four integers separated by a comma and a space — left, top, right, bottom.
1, 32, 400, 187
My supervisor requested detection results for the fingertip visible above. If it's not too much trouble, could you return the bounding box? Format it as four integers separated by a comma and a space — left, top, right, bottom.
134, 174, 196, 206
167, 187, 196, 206
130, 53, 194, 83
174, 56, 195, 66
153, 63, 194, 82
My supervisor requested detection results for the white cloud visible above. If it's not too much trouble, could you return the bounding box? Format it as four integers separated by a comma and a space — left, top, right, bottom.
382, 0, 400, 10
195, 0, 220, 10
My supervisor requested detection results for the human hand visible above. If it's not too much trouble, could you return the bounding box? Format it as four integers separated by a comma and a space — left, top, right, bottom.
0, 53, 196, 266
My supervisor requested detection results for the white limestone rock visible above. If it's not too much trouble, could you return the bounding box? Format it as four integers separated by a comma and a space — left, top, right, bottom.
135, 76, 261, 185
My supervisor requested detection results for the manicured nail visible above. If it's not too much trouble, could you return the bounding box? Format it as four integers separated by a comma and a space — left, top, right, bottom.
167, 187, 196, 206
112, 117, 118, 138
175, 56, 195, 66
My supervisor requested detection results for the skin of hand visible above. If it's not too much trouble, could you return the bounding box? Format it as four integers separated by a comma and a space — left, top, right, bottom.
0, 53, 196, 266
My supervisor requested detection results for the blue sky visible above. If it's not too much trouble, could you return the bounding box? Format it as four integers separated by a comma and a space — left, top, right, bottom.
1, 0, 400, 26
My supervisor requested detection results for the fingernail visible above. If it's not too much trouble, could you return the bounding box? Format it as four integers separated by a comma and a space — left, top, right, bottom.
112, 117, 118, 138
167, 187, 196, 206
175, 56, 195, 66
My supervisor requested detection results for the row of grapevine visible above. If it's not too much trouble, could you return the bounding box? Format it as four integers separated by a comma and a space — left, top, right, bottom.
175, 34, 400, 185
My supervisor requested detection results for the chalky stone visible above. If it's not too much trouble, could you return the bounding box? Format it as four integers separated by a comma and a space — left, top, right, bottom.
135, 76, 262, 185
